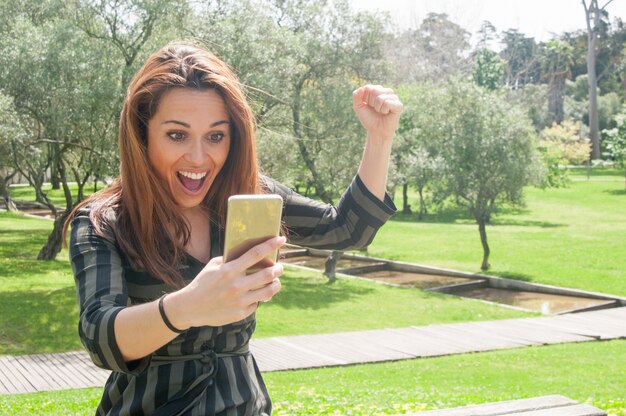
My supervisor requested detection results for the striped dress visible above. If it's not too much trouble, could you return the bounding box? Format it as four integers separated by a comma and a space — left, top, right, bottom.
69, 175, 396, 416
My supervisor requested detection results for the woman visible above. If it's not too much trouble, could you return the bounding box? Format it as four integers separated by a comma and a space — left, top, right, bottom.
66, 41, 402, 415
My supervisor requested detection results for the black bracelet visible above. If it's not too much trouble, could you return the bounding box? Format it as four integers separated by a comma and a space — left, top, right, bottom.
158, 294, 185, 334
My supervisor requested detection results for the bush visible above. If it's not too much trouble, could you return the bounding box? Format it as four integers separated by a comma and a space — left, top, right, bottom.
539, 120, 591, 165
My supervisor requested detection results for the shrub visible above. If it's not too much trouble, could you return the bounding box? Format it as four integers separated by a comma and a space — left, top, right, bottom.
539, 120, 591, 165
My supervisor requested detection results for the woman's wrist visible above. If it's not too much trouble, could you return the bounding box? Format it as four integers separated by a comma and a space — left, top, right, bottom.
160, 291, 191, 332
365, 131, 394, 146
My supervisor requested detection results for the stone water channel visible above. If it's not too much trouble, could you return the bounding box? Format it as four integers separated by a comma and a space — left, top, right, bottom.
279, 246, 626, 315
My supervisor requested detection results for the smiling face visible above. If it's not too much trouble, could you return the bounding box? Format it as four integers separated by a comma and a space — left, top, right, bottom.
147, 88, 231, 212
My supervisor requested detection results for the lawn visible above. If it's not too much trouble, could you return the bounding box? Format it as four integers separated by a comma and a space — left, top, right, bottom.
368, 169, 626, 297
1, 169, 624, 415
1, 340, 624, 415
0, 211, 532, 355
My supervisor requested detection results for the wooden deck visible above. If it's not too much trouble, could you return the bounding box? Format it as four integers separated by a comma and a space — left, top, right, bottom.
402, 395, 607, 416
1, 307, 625, 394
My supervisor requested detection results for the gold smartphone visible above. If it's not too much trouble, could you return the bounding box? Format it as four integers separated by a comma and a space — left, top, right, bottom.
223, 194, 283, 274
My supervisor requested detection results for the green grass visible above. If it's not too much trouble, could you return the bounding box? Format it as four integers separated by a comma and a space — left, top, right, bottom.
0, 388, 102, 416
369, 170, 626, 297
266, 340, 626, 415
2, 340, 624, 415
0, 212, 80, 354
2, 171, 625, 415
255, 268, 531, 337
8, 182, 103, 208
0, 211, 532, 355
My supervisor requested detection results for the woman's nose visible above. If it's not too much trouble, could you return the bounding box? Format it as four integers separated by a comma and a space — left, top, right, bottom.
184, 139, 208, 164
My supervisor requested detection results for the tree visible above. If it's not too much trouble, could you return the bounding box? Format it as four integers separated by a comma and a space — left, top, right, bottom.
475, 21, 498, 50
76, 0, 188, 94
258, 0, 387, 203
429, 82, 540, 270
0, 93, 24, 211
392, 83, 446, 218
0, 1, 124, 259
386, 13, 471, 84
603, 111, 626, 189
473, 48, 505, 90
582, 0, 614, 159
499, 29, 540, 88
540, 41, 573, 124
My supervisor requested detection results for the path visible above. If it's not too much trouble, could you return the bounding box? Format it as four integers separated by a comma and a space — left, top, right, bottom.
1, 307, 625, 394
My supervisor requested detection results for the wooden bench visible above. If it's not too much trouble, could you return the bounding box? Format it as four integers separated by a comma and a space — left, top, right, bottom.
403, 395, 607, 415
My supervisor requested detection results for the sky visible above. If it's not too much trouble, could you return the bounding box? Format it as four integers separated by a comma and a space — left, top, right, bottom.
350, 0, 626, 43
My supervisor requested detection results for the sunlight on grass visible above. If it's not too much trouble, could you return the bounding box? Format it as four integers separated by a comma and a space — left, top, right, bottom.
255, 267, 533, 338
1, 172, 625, 415
2, 341, 624, 415
369, 172, 626, 297
0, 211, 534, 355
266, 340, 626, 415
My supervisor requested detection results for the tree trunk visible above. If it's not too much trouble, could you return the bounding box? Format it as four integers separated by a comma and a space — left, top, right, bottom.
417, 185, 426, 220
478, 219, 490, 270
37, 210, 70, 260
38, 158, 73, 260
548, 74, 565, 124
50, 170, 61, 190
402, 183, 411, 214
323, 251, 343, 282
584, 0, 601, 159
49, 145, 61, 190
0, 176, 17, 211
292, 80, 332, 203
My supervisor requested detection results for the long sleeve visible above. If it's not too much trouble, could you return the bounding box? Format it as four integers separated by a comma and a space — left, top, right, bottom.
264, 174, 396, 250
69, 211, 151, 375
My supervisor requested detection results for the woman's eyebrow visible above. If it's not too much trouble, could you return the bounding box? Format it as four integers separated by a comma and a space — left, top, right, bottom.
210, 120, 230, 128
162, 119, 230, 128
162, 119, 190, 127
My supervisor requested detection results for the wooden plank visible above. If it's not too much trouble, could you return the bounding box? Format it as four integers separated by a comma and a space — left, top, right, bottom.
426, 323, 532, 349
377, 328, 459, 357
251, 338, 342, 371
0, 356, 37, 393
29, 354, 76, 390
403, 395, 596, 416
56, 352, 98, 385
55, 352, 101, 386
509, 404, 606, 416
589, 307, 626, 320
466, 319, 590, 345
498, 319, 592, 344
413, 325, 513, 353
0, 357, 33, 394
270, 338, 347, 365
404, 327, 483, 355
36, 353, 93, 389
18, 355, 66, 391
564, 312, 626, 331
266, 333, 384, 364
322, 330, 414, 362
528, 318, 617, 340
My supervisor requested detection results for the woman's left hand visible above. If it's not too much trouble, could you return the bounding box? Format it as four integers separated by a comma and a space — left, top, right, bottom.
352, 85, 403, 142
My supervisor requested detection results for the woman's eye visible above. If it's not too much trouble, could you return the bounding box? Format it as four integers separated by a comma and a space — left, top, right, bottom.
208, 133, 224, 143
167, 132, 185, 142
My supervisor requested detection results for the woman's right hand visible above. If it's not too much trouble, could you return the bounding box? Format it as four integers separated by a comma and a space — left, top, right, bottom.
165, 236, 286, 329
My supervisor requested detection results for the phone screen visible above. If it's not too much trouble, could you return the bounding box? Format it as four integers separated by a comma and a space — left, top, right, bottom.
223, 194, 283, 273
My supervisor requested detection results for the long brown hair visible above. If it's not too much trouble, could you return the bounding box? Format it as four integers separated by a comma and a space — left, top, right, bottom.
64, 41, 261, 287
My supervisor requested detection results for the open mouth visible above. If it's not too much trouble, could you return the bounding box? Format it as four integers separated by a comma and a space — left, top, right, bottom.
177, 171, 208, 192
